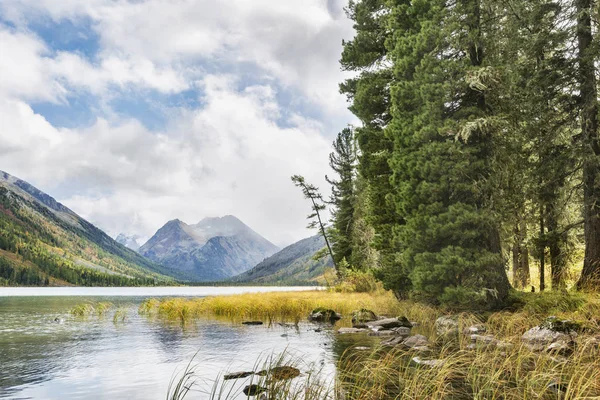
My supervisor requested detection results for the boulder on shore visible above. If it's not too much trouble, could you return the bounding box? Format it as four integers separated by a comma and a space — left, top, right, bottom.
383, 334, 430, 351
243, 384, 267, 396
351, 309, 378, 326
308, 308, 342, 323
366, 317, 412, 330
338, 327, 369, 334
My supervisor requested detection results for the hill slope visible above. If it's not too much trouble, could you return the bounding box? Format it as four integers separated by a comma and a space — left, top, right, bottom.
0, 170, 171, 286
232, 234, 333, 284
139, 216, 279, 281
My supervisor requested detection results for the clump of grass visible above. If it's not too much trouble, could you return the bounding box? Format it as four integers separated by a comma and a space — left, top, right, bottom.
70, 301, 114, 317
113, 308, 128, 324
70, 302, 96, 317
95, 302, 114, 317
139, 298, 160, 315
170, 350, 332, 400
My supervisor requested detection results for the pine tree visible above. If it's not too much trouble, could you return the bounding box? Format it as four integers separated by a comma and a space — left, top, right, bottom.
326, 127, 357, 267
385, 0, 510, 307
575, 0, 600, 290
340, 0, 398, 272
291, 175, 337, 270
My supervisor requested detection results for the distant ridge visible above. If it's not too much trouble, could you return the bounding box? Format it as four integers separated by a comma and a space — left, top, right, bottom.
232, 234, 333, 284
0, 170, 171, 286
138, 215, 279, 282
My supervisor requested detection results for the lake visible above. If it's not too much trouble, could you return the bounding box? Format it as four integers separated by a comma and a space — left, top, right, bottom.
0, 287, 370, 399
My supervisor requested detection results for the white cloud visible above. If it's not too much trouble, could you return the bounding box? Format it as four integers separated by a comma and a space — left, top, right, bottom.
0, 0, 353, 246
0, 75, 332, 245
1, 0, 354, 117
0, 26, 188, 102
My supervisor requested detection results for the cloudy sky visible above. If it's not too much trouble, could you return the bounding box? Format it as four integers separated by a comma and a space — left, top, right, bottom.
0, 0, 356, 247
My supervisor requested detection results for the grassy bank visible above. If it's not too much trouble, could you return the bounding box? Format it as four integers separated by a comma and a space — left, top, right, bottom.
139, 290, 431, 325
155, 290, 600, 399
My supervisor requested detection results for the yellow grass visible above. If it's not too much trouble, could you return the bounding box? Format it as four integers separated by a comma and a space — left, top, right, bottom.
156, 290, 600, 399
140, 290, 411, 325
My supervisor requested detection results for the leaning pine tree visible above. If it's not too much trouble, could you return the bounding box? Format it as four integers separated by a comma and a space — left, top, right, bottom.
386, 0, 510, 308
291, 175, 337, 271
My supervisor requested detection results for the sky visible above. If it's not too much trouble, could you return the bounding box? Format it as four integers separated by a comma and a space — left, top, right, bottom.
0, 0, 356, 247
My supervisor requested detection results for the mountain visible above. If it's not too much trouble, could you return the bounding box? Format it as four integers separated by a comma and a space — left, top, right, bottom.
138, 215, 279, 281
115, 233, 142, 251
0, 170, 172, 286
232, 234, 333, 284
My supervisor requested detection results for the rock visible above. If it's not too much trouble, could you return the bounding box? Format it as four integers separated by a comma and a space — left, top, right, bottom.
256, 366, 300, 381
351, 309, 378, 326
367, 317, 412, 330
402, 334, 430, 349
546, 342, 573, 357
540, 316, 581, 333
369, 330, 396, 336
435, 316, 459, 338
338, 327, 369, 334
382, 336, 404, 346
521, 326, 575, 352
391, 327, 412, 337
242, 321, 264, 326
224, 371, 254, 380
410, 357, 445, 368
521, 316, 580, 354
53, 317, 65, 324
308, 308, 342, 323
383, 334, 431, 352
463, 324, 486, 335
243, 384, 267, 396
353, 323, 369, 329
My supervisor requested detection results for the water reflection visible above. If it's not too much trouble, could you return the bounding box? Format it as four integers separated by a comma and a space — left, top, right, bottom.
0, 290, 371, 400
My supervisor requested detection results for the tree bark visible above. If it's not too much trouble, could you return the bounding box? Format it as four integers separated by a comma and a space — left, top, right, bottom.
575, 0, 600, 290
539, 207, 546, 291
546, 203, 567, 290
512, 220, 530, 289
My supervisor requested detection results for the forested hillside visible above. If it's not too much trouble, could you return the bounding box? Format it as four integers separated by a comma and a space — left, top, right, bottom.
232, 235, 333, 284
0, 171, 171, 286
308, 0, 600, 308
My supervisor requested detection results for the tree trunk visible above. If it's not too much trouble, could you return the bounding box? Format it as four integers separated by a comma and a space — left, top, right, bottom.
546, 203, 567, 290
539, 207, 546, 291
512, 220, 530, 289
575, 0, 600, 290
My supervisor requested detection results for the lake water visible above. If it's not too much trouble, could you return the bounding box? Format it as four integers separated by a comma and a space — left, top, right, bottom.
0, 287, 371, 399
